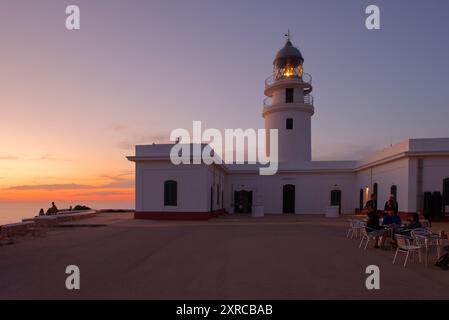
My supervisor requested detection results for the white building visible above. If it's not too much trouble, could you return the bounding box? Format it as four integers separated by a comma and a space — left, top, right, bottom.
127, 39, 449, 220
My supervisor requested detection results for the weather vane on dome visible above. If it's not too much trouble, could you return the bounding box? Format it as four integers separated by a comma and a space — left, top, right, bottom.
284, 29, 292, 42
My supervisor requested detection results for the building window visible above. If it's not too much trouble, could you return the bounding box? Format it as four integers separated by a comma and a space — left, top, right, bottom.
285, 88, 294, 103
390, 185, 397, 199
164, 180, 177, 206
286, 118, 294, 130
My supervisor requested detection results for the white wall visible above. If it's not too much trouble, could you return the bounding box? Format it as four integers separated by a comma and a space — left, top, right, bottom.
226, 171, 355, 214
206, 165, 226, 212
408, 156, 449, 212
421, 157, 449, 192
136, 161, 210, 212
355, 158, 409, 212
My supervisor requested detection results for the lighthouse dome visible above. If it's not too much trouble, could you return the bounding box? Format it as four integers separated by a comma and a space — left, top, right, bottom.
273, 40, 304, 69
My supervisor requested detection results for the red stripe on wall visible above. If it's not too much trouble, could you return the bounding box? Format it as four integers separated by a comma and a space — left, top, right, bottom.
134, 210, 226, 221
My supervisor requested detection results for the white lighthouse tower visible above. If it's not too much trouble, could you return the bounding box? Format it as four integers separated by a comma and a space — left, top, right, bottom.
263, 35, 314, 166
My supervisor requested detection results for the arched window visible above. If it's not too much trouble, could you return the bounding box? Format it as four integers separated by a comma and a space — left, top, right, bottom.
164, 180, 177, 206
359, 189, 364, 210
390, 185, 398, 199
373, 183, 378, 210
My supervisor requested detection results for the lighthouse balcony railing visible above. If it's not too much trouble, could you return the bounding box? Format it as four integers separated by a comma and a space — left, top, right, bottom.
263, 95, 314, 107
265, 72, 312, 87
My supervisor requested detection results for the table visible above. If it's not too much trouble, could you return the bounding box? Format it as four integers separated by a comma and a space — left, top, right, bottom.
420, 234, 447, 267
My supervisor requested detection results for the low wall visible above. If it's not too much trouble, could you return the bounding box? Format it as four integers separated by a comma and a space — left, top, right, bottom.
1, 210, 97, 239
1, 221, 35, 238
29, 210, 97, 227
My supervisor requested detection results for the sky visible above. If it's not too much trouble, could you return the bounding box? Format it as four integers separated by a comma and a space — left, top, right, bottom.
0, 0, 449, 204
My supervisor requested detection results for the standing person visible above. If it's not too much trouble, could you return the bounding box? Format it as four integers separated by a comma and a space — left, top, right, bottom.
384, 194, 399, 215
365, 193, 378, 213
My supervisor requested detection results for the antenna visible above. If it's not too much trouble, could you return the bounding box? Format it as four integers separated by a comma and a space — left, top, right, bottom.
284, 29, 291, 42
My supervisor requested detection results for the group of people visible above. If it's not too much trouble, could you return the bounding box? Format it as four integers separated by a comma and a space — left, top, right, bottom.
38, 202, 69, 216
364, 193, 423, 248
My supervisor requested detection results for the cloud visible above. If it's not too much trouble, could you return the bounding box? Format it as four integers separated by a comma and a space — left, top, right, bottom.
7, 183, 96, 191
33, 154, 70, 162
0, 155, 18, 160
76, 190, 132, 197
117, 134, 169, 151
5, 171, 134, 191
313, 143, 378, 161
97, 171, 134, 188
109, 123, 170, 150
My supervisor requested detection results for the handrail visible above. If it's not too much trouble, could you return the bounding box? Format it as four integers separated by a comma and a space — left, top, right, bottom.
263, 95, 314, 107
265, 72, 313, 87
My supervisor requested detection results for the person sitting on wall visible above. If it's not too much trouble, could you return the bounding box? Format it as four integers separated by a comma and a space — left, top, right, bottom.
366, 207, 385, 249
38, 208, 45, 216
46, 202, 59, 216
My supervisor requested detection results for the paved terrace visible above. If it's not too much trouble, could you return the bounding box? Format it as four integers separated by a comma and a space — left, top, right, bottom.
0, 212, 448, 300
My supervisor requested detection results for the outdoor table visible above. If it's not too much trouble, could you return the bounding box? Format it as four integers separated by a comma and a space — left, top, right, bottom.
420, 234, 447, 267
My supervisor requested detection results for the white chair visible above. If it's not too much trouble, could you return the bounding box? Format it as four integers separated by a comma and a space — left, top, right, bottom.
359, 227, 381, 250
393, 234, 421, 267
411, 229, 441, 267
347, 219, 365, 239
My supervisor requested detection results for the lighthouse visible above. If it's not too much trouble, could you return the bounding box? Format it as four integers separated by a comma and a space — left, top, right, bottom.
263, 35, 314, 165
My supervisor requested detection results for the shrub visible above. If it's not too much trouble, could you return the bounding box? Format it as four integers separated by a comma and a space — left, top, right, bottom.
73, 205, 91, 211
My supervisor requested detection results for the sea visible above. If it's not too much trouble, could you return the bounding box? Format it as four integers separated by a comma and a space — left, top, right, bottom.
0, 201, 134, 226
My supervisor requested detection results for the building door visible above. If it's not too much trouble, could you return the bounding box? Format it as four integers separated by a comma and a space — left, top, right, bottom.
283, 184, 295, 214
234, 191, 253, 214
331, 190, 342, 214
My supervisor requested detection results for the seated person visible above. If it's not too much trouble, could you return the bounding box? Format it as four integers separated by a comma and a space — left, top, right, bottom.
382, 211, 402, 226
46, 202, 59, 216
366, 209, 385, 248
398, 213, 423, 237
406, 212, 422, 230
